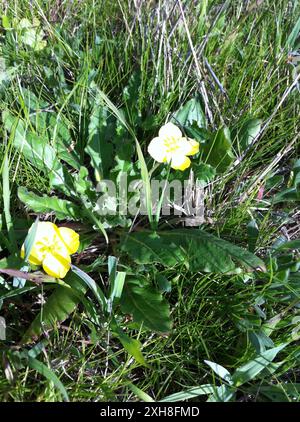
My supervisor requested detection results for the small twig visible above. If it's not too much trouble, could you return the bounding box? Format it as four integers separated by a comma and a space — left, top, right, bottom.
0, 268, 52, 284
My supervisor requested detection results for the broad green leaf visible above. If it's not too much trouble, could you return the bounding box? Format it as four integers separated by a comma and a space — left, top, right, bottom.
22, 272, 87, 343
120, 277, 171, 333
204, 360, 233, 384
192, 162, 216, 183
249, 330, 274, 354
203, 126, 235, 173
235, 118, 261, 152
172, 98, 206, 128
27, 357, 69, 401
121, 229, 266, 273
156, 274, 171, 293
232, 344, 288, 387
18, 187, 82, 220
160, 385, 216, 402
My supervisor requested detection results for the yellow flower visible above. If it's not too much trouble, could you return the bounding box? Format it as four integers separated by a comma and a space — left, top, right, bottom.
148, 122, 199, 171
21, 222, 80, 279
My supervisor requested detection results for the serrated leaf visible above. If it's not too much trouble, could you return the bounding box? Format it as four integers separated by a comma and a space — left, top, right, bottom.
121, 229, 266, 273
18, 187, 82, 220
120, 278, 171, 333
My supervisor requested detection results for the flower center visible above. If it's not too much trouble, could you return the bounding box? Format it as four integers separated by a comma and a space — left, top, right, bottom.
163, 137, 180, 154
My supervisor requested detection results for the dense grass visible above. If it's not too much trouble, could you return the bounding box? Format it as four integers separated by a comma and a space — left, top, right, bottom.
0, 0, 300, 402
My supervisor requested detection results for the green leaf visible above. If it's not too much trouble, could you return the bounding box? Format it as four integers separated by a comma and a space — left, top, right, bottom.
203, 126, 235, 173
286, 16, 300, 49
273, 187, 300, 203
30, 108, 80, 170
204, 360, 233, 384
18, 187, 82, 220
0, 285, 38, 300
2, 153, 17, 252
235, 118, 261, 152
232, 344, 288, 387
247, 219, 259, 253
127, 382, 154, 402
27, 357, 69, 401
274, 239, 300, 251
192, 162, 216, 183
249, 383, 300, 402
108, 271, 126, 308
121, 229, 266, 273
156, 274, 171, 293
70, 265, 107, 311
3, 111, 72, 194
120, 277, 171, 333
85, 101, 113, 181
22, 272, 87, 343
207, 385, 236, 402
2, 15, 11, 29
160, 385, 216, 402
23, 217, 39, 262
110, 318, 147, 366
172, 98, 206, 128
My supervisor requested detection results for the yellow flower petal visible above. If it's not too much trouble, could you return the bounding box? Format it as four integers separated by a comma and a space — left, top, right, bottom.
42, 251, 71, 279
170, 154, 191, 171
159, 122, 182, 140
21, 243, 43, 265
185, 138, 199, 156
148, 137, 167, 163
34, 222, 58, 243
57, 227, 80, 255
